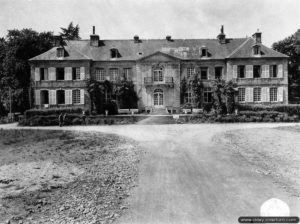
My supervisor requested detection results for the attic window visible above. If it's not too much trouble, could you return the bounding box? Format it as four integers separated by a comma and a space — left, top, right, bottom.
253, 45, 261, 55
57, 47, 64, 58
110, 48, 119, 58
201, 46, 208, 57
138, 52, 143, 56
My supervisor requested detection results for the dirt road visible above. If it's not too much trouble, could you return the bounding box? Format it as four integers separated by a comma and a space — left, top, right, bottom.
1, 122, 300, 224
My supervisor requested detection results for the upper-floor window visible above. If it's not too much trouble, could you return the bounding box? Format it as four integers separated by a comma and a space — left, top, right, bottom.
270, 65, 277, 78
110, 68, 119, 81
187, 67, 195, 79
238, 65, 245, 78
200, 67, 208, 80
95, 68, 105, 81
57, 90, 65, 104
253, 87, 261, 102
40, 68, 48, 80
57, 47, 64, 57
56, 68, 65, 80
72, 67, 80, 80
238, 88, 245, 102
153, 67, 163, 82
253, 65, 261, 78
215, 67, 222, 79
123, 68, 131, 81
203, 87, 212, 103
253, 45, 261, 55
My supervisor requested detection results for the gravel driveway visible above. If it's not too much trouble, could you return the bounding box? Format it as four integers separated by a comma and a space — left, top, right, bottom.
1, 122, 300, 224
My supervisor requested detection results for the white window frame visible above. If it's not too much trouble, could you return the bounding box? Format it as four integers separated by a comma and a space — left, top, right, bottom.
187, 67, 195, 79
270, 87, 278, 102
109, 68, 119, 81
153, 68, 163, 82
253, 87, 262, 102
203, 87, 212, 103
95, 68, 105, 81
238, 88, 246, 102
72, 89, 81, 104
123, 68, 131, 81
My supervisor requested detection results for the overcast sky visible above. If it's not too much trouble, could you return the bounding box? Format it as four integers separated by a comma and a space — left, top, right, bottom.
0, 0, 299, 47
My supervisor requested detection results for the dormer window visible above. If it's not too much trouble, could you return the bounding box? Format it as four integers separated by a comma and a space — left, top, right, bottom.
57, 47, 64, 58
110, 48, 119, 58
201, 46, 208, 57
253, 45, 261, 55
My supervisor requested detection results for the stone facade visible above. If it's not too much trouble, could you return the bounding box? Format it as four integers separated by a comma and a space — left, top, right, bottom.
29, 27, 289, 113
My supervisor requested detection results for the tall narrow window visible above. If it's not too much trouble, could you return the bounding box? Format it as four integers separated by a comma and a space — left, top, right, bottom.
253, 65, 261, 78
238, 65, 245, 78
201, 46, 207, 57
184, 90, 194, 103
187, 67, 195, 79
56, 68, 65, 80
123, 68, 131, 81
57, 90, 65, 104
270, 65, 277, 78
110, 68, 119, 81
270, 87, 278, 102
253, 87, 261, 102
253, 45, 260, 55
57, 47, 64, 57
72, 67, 80, 80
153, 68, 163, 82
95, 68, 105, 81
215, 67, 222, 79
203, 87, 212, 103
72, 89, 80, 104
200, 67, 208, 80
238, 88, 246, 102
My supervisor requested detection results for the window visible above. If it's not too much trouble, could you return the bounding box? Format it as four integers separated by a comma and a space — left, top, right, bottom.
57, 90, 65, 104
253, 45, 260, 55
201, 47, 207, 57
238, 88, 246, 102
110, 48, 119, 58
154, 89, 163, 106
40, 90, 49, 104
72, 89, 80, 104
238, 65, 245, 78
95, 68, 105, 81
204, 87, 212, 103
56, 68, 65, 80
215, 67, 222, 79
153, 68, 163, 82
253, 65, 261, 78
270, 87, 278, 102
57, 48, 64, 57
200, 67, 208, 80
187, 67, 195, 79
40, 68, 45, 80
253, 87, 261, 102
184, 91, 194, 103
270, 65, 277, 78
123, 68, 131, 81
72, 67, 80, 80
110, 68, 119, 81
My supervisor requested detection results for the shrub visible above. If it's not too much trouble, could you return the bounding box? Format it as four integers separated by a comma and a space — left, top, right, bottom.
24, 107, 83, 119
237, 104, 300, 116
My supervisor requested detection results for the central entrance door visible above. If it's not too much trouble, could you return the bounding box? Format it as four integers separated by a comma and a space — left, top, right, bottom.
154, 89, 164, 108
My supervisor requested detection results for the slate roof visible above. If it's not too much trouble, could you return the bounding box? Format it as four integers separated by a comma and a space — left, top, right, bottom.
29, 37, 288, 61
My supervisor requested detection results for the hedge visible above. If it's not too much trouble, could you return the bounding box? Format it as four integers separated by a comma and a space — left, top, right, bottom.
237, 104, 300, 116
24, 107, 84, 119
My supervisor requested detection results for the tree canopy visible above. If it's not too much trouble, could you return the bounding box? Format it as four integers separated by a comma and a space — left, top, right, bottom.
59, 22, 80, 40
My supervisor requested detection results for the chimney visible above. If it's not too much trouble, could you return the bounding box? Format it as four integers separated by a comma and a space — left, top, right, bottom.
252, 29, 262, 44
90, 26, 100, 47
217, 25, 226, 44
53, 35, 63, 47
166, 35, 172, 41
134, 35, 140, 43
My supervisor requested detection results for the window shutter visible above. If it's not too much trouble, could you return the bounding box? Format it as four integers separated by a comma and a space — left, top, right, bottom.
35, 90, 40, 105
35, 68, 40, 81
65, 67, 72, 80
232, 65, 237, 79
278, 87, 284, 102
207, 68, 210, 80
45, 68, 49, 80
246, 65, 253, 78
80, 67, 85, 80
266, 87, 270, 102
261, 87, 266, 101
261, 65, 266, 78
277, 64, 283, 78
65, 89, 72, 104
265, 65, 269, 78
80, 89, 85, 104
49, 67, 56, 80
246, 87, 253, 102
50, 90, 57, 105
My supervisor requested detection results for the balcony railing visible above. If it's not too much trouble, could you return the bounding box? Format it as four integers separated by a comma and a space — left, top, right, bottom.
144, 76, 174, 86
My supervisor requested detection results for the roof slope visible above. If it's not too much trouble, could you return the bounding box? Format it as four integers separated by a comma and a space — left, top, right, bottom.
29, 37, 288, 61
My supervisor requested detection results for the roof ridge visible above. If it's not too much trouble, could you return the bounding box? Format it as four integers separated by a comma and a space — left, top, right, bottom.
226, 37, 252, 58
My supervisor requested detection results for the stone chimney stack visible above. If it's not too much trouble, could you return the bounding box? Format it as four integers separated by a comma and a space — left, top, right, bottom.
252, 29, 262, 44
217, 25, 226, 44
90, 26, 100, 47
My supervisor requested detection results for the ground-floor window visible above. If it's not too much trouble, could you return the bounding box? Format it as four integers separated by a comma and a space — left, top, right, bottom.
238, 88, 245, 102
41, 90, 49, 104
253, 87, 261, 102
203, 87, 212, 103
154, 89, 163, 106
57, 90, 65, 104
270, 87, 278, 102
184, 91, 194, 103
72, 89, 81, 104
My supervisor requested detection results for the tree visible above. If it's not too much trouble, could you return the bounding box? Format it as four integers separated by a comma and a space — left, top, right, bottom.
272, 29, 300, 101
60, 22, 80, 40
189, 74, 203, 108
0, 29, 53, 113
115, 80, 139, 109
180, 77, 188, 104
